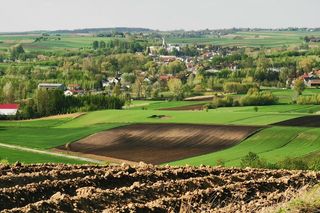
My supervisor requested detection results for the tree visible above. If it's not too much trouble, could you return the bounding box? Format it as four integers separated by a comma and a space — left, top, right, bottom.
2, 82, 15, 103
294, 79, 305, 96
99, 41, 106, 49
298, 58, 315, 73
10, 44, 25, 60
132, 77, 144, 98
92, 41, 99, 50
168, 78, 183, 100
112, 84, 121, 97
151, 82, 160, 99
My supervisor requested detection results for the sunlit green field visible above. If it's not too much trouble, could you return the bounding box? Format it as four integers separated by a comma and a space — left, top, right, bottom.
0, 34, 116, 50
0, 146, 85, 164
169, 126, 320, 166
167, 31, 320, 47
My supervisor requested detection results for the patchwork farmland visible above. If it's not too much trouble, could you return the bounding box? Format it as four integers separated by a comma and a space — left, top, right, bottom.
56, 123, 260, 164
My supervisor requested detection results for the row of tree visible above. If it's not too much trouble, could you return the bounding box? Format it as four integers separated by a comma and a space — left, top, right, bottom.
17, 89, 124, 119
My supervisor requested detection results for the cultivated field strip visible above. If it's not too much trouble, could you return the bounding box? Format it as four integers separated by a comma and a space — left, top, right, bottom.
0, 164, 319, 212
57, 123, 260, 164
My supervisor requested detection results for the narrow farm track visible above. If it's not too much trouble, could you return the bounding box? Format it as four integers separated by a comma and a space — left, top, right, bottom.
0, 142, 101, 164
0, 164, 319, 212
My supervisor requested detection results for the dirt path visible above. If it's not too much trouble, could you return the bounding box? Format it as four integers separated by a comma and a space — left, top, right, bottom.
0, 142, 101, 164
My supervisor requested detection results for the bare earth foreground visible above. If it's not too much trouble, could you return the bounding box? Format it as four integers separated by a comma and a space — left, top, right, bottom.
57, 123, 260, 164
0, 164, 319, 212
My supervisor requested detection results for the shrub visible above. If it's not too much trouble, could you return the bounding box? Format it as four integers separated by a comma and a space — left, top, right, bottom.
297, 94, 320, 105
0, 158, 9, 165
211, 96, 234, 108
223, 82, 257, 94
240, 152, 271, 168
276, 158, 308, 170
240, 89, 278, 106
216, 159, 225, 166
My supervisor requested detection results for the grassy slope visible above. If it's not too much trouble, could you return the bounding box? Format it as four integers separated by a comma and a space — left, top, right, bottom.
59, 109, 302, 128
169, 126, 320, 167
0, 146, 85, 164
0, 123, 123, 149
167, 31, 320, 47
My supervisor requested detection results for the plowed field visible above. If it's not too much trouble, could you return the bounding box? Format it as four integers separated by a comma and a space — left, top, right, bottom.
0, 164, 319, 212
57, 124, 260, 164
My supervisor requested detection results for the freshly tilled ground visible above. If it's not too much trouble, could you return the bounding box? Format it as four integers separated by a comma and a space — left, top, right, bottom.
0, 163, 319, 212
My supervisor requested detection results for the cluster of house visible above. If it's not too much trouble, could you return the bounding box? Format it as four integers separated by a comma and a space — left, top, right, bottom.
37, 83, 84, 96
294, 70, 320, 87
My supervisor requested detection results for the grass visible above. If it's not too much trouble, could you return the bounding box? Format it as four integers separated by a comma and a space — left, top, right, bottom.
169, 126, 320, 167
58, 109, 302, 128
0, 34, 118, 50
0, 123, 123, 149
0, 146, 86, 164
128, 101, 206, 110
167, 31, 320, 47
273, 184, 320, 213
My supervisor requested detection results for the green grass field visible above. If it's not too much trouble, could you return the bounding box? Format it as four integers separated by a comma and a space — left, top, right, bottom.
169, 126, 320, 166
0, 34, 116, 50
1, 100, 320, 165
1, 30, 320, 51
0, 146, 86, 164
58, 109, 302, 128
167, 31, 320, 47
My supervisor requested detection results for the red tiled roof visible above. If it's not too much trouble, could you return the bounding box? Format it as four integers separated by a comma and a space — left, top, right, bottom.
0, 104, 19, 109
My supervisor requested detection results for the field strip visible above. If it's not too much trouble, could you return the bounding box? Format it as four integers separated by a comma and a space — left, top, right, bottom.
0, 142, 101, 164
122, 103, 151, 109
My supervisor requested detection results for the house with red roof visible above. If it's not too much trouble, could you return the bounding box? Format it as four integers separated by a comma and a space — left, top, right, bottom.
0, 104, 19, 116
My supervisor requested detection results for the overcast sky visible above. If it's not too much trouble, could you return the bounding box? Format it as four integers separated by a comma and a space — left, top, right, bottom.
1, 0, 319, 32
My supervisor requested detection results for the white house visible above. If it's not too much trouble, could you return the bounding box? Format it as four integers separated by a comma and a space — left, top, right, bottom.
0, 104, 19, 116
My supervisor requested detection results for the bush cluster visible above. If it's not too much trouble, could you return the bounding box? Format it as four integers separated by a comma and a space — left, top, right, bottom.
223, 82, 257, 94
239, 152, 319, 171
297, 95, 320, 105
239, 88, 278, 106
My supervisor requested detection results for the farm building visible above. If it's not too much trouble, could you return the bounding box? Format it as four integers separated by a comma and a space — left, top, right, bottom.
0, 104, 19, 116
38, 83, 65, 90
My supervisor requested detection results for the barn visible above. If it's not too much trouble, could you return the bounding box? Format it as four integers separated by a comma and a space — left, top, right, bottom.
0, 104, 19, 116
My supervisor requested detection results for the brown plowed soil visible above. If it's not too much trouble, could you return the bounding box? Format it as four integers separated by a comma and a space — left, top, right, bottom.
56, 123, 260, 164
0, 164, 319, 212
273, 115, 320, 127
160, 104, 204, 111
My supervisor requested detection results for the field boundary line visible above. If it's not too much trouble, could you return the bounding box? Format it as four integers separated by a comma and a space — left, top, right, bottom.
0, 142, 102, 164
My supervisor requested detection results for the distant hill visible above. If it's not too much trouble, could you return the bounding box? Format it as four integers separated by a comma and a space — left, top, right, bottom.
0, 27, 154, 35
51, 27, 154, 34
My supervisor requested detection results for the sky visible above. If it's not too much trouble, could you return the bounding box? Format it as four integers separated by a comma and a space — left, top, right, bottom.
1, 0, 319, 32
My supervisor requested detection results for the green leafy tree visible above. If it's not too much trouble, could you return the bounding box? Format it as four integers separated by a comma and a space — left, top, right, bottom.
92, 41, 99, 50
168, 78, 183, 100
294, 79, 305, 96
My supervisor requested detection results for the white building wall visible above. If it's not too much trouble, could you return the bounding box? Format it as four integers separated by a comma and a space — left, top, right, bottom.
0, 109, 18, 115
